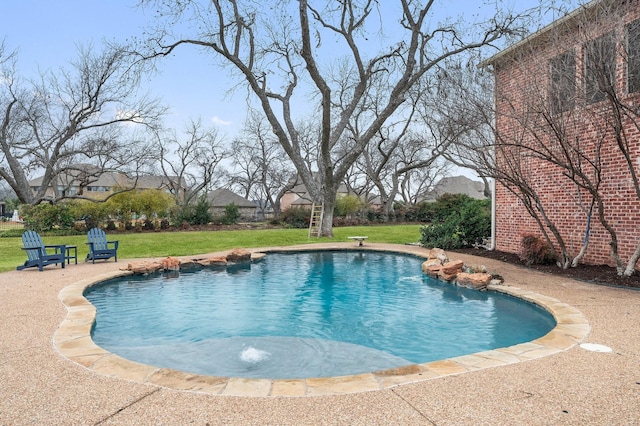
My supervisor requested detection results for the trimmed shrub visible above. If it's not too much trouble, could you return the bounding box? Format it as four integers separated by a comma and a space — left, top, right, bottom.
106, 189, 173, 225
172, 197, 212, 226
279, 207, 311, 228
20, 203, 75, 232
335, 195, 364, 218
143, 218, 155, 230
419, 195, 490, 249
170, 205, 193, 226
520, 234, 556, 265
420, 220, 463, 249
191, 197, 213, 225
365, 208, 385, 222
69, 200, 113, 230
221, 202, 241, 225
404, 201, 435, 222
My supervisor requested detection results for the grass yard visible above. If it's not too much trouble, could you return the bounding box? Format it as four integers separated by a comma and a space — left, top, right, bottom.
3, 224, 422, 273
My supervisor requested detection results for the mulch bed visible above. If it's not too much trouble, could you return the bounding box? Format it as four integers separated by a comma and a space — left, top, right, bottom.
451, 247, 640, 289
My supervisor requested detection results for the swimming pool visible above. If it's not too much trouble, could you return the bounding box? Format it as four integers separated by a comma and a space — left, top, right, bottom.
85, 251, 555, 379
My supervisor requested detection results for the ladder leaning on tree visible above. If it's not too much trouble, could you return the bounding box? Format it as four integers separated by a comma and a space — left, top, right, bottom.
308, 203, 324, 238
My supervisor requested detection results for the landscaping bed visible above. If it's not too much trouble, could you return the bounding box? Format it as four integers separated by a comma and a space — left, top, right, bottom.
452, 247, 640, 289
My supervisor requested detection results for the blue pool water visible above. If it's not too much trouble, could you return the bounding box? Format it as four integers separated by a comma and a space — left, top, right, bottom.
85, 251, 555, 379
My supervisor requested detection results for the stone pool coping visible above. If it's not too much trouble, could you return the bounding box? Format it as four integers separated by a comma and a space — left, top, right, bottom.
53, 244, 589, 397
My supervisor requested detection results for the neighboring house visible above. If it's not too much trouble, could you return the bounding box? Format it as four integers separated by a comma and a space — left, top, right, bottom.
280, 175, 350, 210
484, 0, 640, 267
136, 175, 188, 202
28, 165, 187, 202
420, 175, 487, 202
207, 188, 257, 220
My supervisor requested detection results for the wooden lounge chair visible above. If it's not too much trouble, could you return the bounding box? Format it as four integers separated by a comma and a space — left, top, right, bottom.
85, 228, 119, 263
16, 230, 66, 272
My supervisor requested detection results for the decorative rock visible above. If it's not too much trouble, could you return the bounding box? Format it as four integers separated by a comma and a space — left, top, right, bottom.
456, 272, 492, 291
428, 248, 449, 264
420, 250, 501, 292
123, 249, 257, 275
423, 264, 442, 278
178, 259, 198, 269
127, 261, 162, 274
463, 264, 488, 274
251, 252, 267, 261
209, 256, 228, 266
161, 256, 180, 271
441, 260, 464, 274
421, 259, 441, 272
439, 271, 457, 282
439, 260, 464, 281
490, 274, 505, 286
226, 249, 252, 264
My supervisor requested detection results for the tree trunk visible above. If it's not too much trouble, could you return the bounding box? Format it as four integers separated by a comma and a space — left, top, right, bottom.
320, 189, 336, 237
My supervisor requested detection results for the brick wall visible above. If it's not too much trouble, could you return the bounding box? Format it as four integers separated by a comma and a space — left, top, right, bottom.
492, 1, 640, 269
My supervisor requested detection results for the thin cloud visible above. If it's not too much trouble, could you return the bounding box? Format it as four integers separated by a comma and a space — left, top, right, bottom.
211, 115, 232, 126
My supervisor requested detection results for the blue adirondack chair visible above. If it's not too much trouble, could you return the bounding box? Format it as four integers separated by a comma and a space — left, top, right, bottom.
16, 230, 66, 272
85, 228, 118, 263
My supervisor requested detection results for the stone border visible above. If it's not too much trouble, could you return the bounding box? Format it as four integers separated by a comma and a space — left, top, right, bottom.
54, 245, 589, 397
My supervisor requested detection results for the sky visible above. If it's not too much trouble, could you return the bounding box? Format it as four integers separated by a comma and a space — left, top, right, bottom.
0, 1, 244, 136
0, 0, 582, 178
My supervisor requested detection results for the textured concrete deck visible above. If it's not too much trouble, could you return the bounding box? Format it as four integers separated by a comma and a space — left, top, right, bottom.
2, 243, 639, 424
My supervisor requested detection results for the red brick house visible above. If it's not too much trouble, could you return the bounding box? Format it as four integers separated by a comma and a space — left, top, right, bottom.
484, 0, 640, 271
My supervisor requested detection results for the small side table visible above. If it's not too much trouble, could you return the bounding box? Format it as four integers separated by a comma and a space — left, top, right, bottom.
348, 236, 368, 246
64, 245, 78, 265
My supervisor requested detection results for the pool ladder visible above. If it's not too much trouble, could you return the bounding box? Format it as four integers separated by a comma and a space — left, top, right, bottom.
308, 203, 324, 238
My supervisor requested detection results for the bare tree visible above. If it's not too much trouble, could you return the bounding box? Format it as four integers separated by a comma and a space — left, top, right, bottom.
440, 48, 598, 269
155, 118, 227, 206
497, 1, 640, 275
140, 0, 527, 236
449, 1, 640, 275
228, 111, 294, 218
0, 42, 164, 204
359, 129, 449, 220
585, 5, 640, 275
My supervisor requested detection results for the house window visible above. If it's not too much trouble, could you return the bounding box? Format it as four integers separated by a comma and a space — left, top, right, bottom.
550, 50, 576, 114
88, 186, 109, 192
585, 32, 616, 104
627, 18, 640, 93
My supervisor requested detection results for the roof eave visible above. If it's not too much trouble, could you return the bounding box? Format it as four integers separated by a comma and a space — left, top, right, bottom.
480, 0, 604, 69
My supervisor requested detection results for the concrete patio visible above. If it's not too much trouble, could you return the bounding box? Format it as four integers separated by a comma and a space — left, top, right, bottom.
1, 243, 639, 425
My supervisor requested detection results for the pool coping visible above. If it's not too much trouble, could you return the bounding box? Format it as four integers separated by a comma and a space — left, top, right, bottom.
53, 245, 590, 397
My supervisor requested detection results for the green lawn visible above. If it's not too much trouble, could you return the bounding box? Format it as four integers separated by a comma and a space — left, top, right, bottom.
3, 224, 422, 273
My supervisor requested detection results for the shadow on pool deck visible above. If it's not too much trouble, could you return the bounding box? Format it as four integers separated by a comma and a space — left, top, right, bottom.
2, 243, 639, 424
